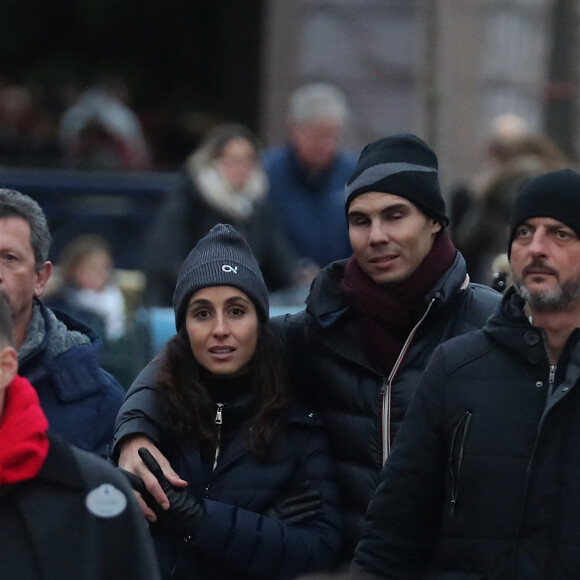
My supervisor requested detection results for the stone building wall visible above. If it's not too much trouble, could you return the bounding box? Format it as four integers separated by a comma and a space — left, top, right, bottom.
260, 0, 553, 191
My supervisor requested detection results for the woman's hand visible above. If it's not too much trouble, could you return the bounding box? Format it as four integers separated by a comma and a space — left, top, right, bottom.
118, 435, 188, 521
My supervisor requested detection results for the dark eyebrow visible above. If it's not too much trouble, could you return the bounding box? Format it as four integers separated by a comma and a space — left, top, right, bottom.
188, 298, 212, 309
189, 294, 251, 309
517, 221, 576, 236
546, 223, 576, 235
224, 295, 251, 306
347, 209, 368, 220
381, 203, 409, 214
347, 202, 410, 220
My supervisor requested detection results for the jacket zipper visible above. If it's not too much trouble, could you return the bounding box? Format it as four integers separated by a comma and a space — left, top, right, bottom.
382, 297, 436, 464
511, 361, 556, 575
449, 411, 472, 517
203, 403, 224, 501
212, 403, 223, 472
548, 364, 556, 397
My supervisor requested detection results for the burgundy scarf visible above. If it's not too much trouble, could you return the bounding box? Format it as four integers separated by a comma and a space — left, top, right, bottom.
0, 375, 49, 486
341, 230, 457, 373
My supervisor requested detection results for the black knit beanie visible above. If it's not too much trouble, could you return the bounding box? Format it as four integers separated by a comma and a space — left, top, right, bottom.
344, 133, 449, 226
173, 224, 269, 330
508, 168, 580, 258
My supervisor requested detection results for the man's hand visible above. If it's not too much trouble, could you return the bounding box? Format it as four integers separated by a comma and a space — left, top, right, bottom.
118, 435, 187, 521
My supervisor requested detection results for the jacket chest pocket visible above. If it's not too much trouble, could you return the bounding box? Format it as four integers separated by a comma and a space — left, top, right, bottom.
448, 410, 472, 517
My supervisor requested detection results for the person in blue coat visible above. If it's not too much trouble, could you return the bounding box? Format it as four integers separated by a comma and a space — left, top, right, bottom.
117, 224, 343, 579
262, 83, 356, 272
0, 188, 125, 457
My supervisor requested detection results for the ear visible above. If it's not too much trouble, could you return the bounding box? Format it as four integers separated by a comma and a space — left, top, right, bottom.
431, 220, 443, 235
33, 261, 52, 298
0, 346, 18, 390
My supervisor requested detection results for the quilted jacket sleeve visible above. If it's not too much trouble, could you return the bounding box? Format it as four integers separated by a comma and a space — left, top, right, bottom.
111, 354, 166, 459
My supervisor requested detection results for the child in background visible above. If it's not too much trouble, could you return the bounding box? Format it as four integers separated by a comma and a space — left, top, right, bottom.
47, 234, 126, 341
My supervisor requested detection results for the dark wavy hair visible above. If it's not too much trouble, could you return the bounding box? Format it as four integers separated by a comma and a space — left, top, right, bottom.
156, 322, 291, 459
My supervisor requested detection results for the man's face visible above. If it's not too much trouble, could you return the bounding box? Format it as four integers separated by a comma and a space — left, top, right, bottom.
510, 217, 580, 312
0, 217, 51, 338
291, 118, 340, 173
347, 192, 442, 287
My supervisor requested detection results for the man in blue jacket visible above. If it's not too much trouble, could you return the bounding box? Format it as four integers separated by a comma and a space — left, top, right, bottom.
0, 188, 125, 457
263, 83, 356, 273
352, 168, 580, 578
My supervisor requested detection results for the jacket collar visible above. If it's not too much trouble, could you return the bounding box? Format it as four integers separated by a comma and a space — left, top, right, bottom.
306, 252, 470, 329
19, 299, 97, 364
484, 286, 580, 364
18, 300, 107, 402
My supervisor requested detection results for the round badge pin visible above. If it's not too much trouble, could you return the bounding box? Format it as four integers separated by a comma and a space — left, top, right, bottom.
85, 483, 127, 518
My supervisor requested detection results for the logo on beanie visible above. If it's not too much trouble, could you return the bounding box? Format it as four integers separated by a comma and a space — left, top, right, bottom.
222, 264, 238, 274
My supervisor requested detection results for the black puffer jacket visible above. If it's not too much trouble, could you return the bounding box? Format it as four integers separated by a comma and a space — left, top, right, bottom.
353, 288, 580, 579
277, 253, 500, 558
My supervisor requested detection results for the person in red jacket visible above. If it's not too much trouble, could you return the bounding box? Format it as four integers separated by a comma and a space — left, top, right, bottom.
0, 291, 161, 580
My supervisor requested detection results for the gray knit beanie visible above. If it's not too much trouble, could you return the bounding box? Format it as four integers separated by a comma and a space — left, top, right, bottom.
344, 133, 449, 226
173, 224, 269, 330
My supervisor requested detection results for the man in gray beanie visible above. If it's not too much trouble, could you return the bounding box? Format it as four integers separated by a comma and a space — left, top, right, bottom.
114, 134, 500, 564
353, 167, 580, 578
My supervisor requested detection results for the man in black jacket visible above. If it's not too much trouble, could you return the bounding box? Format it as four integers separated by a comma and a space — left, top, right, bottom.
0, 292, 160, 580
113, 134, 500, 561
352, 168, 580, 579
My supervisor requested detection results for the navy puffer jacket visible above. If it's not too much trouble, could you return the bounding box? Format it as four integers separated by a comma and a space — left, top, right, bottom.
113, 371, 343, 579
154, 405, 343, 579
19, 300, 125, 458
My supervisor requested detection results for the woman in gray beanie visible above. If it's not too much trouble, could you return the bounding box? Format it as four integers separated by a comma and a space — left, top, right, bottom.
120, 224, 342, 580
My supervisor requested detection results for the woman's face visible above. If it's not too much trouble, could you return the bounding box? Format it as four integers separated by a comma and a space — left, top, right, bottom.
216, 137, 256, 190
185, 285, 259, 375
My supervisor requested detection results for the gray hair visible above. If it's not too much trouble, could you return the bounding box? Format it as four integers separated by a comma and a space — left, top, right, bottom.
288, 83, 349, 125
0, 189, 51, 270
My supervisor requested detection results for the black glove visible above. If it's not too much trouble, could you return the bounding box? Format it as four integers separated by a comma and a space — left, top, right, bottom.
122, 448, 205, 536
266, 481, 321, 525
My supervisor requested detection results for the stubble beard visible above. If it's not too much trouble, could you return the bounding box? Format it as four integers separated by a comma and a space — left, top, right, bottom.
515, 275, 580, 312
